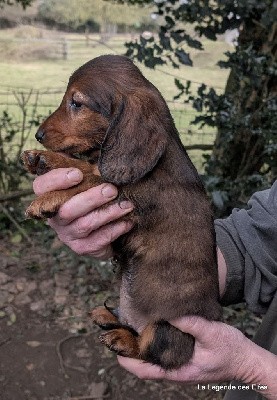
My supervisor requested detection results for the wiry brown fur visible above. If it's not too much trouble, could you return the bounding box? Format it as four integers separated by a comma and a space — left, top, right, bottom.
22, 55, 222, 370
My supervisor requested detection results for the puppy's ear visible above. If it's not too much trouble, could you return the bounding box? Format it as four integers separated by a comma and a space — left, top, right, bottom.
99, 94, 167, 185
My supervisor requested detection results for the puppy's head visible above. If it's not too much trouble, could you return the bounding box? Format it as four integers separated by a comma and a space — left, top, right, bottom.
36, 55, 172, 185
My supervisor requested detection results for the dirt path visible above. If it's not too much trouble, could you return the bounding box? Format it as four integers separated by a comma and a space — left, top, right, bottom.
0, 237, 223, 400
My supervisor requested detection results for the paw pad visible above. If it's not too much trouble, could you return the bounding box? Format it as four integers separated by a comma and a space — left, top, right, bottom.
21, 150, 50, 176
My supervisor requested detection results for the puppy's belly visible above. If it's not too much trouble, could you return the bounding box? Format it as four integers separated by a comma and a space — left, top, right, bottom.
119, 276, 148, 334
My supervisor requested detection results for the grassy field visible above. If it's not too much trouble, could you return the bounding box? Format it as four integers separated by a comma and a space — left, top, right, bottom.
0, 27, 230, 93
0, 26, 231, 169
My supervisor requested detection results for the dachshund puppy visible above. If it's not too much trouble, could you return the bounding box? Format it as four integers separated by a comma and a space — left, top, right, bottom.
22, 55, 222, 370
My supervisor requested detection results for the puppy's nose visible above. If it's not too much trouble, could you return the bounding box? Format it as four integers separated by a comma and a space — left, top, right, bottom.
35, 129, 45, 143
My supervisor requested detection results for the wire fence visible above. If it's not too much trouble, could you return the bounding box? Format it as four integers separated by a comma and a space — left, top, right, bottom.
0, 85, 215, 170
0, 32, 224, 166
0, 86, 216, 132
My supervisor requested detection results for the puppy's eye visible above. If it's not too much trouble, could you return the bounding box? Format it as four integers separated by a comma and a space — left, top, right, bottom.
71, 99, 82, 109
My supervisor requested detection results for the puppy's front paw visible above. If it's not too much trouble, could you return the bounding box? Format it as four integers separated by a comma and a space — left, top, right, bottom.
21, 150, 51, 176
25, 194, 60, 219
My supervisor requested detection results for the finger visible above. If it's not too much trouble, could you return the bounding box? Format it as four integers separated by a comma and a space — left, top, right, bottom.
33, 168, 83, 195
117, 356, 166, 380
53, 184, 119, 225
57, 201, 134, 240
92, 244, 113, 260
64, 220, 134, 257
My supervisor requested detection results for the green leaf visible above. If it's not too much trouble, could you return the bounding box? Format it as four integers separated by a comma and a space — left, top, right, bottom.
174, 78, 184, 91
175, 49, 192, 66
10, 233, 22, 244
159, 32, 172, 50
165, 15, 174, 27
211, 191, 227, 210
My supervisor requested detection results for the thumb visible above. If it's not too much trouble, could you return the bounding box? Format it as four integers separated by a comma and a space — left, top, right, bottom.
170, 316, 213, 340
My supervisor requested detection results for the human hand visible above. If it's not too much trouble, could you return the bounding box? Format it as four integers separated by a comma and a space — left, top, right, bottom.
33, 168, 134, 259
118, 316, 253, 383
118, 316, 277, 398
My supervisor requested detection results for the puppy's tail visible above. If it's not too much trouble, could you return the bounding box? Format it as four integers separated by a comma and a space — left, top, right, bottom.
139, 320, 195, 370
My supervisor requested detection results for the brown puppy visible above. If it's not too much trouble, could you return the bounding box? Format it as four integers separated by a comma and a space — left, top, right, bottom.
22, 55, 222, 370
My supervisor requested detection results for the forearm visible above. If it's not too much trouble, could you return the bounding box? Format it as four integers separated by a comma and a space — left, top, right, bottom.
217, 247, 227, 298
236, 337, 277, 399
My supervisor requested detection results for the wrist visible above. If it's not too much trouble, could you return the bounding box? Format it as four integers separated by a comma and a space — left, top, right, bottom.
235, 337, 277, 399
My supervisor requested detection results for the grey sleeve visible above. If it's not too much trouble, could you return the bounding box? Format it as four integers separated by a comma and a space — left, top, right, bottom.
215, 180, 277, 314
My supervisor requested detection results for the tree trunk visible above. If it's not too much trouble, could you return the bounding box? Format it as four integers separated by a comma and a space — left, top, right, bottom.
208, 19, 277, 187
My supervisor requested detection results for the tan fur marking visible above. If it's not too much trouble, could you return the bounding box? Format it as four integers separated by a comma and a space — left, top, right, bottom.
100, 328, 140, 358
138, 324, 155, 355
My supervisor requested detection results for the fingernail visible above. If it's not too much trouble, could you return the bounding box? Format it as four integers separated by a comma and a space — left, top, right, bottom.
66, 169, 82, 183
102, 184, 117, 199
119, 200, 133, 210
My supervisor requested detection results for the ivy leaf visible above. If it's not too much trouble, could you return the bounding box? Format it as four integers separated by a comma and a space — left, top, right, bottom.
165, 15, 174, 27
174, 78, 184, 91
211, 191, 229, 210
199, 27, 217, 41
171, 30, 184, 44
11, 233, 22, 244
159, 32, 172, 50
140, 36, 147, 46
175, 49, 193, 66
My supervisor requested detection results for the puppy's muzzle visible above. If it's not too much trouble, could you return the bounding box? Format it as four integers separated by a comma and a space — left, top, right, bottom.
35, 129, 45, 143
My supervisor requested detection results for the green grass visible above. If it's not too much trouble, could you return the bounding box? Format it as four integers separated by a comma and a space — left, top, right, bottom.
0, 26, 230, 170
0, 28, 230, 95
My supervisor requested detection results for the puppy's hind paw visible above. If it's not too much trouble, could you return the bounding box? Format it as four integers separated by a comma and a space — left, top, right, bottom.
99, 329, 140, 358
89, 307, 120, 330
